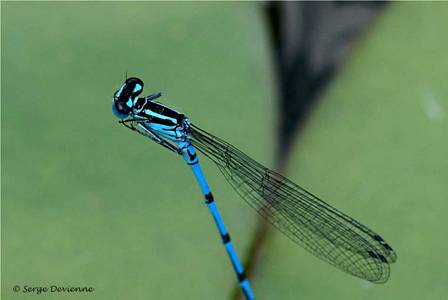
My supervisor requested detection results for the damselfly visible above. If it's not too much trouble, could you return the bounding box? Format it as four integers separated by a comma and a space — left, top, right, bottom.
112, 77, 397, 300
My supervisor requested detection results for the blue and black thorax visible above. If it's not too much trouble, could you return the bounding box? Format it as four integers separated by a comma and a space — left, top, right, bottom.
112, 77, 191, 149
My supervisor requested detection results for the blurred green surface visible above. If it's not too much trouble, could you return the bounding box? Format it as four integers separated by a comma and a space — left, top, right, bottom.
255, 3, 448, 300
1, 2, 274, 300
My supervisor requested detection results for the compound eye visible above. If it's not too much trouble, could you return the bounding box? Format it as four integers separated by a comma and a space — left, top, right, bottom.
126, 77, 144, 97
112, 99, 131, 119
117, 100, 131, 114
126, 77, 144, 86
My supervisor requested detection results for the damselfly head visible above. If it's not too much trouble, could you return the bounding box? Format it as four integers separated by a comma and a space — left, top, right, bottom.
112, 77, 144, 119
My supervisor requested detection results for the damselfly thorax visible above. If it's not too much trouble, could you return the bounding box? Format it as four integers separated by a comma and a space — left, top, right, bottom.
112, 77, 191, 153
132, 99, 191, 146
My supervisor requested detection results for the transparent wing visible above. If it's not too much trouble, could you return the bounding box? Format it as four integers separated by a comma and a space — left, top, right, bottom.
189, 124, 397, 283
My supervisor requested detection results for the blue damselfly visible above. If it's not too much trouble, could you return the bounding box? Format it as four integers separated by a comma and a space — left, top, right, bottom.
112, 77, 396, 300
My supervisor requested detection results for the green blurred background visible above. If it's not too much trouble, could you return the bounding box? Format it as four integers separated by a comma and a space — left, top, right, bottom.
2, 2, 447, 300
